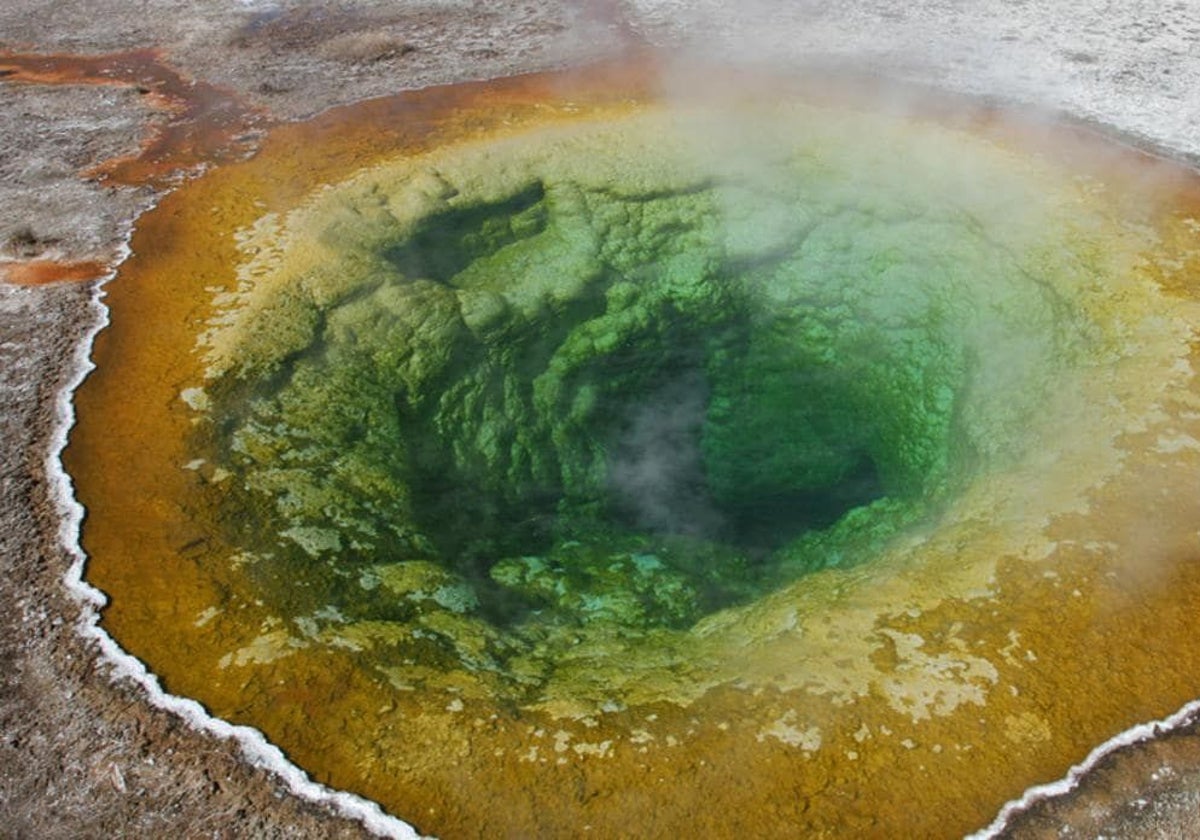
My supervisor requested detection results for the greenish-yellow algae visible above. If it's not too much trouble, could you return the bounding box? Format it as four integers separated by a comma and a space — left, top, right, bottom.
189, 104, 1135, 705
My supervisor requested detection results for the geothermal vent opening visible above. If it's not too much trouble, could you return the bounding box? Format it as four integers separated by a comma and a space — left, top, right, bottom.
193, 107, 1094, 687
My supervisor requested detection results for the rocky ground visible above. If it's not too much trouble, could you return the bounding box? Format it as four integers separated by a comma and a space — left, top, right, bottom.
2, 1, 1200, 837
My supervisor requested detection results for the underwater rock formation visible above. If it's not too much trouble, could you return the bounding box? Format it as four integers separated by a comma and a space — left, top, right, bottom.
187, 104, 1119, 703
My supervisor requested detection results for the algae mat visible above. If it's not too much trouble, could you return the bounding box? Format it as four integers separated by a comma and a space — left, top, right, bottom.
67, 59, 1200, 837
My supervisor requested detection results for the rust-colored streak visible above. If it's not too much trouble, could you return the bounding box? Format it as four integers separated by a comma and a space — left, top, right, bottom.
0, 49, 269, 288
0, 49, 268, 187
1, 259, 110, 286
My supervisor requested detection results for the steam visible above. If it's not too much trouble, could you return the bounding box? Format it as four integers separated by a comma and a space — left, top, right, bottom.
606, 371, 724, 539
623, 0, 1200, 163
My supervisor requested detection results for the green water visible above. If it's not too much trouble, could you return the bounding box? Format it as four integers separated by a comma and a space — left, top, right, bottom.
193, 107, 1103, 695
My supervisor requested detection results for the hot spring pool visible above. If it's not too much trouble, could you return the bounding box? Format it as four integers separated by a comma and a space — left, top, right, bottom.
66, 59, 1200, 837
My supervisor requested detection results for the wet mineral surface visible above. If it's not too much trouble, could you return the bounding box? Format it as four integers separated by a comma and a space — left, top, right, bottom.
63, 60, 1200, 837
